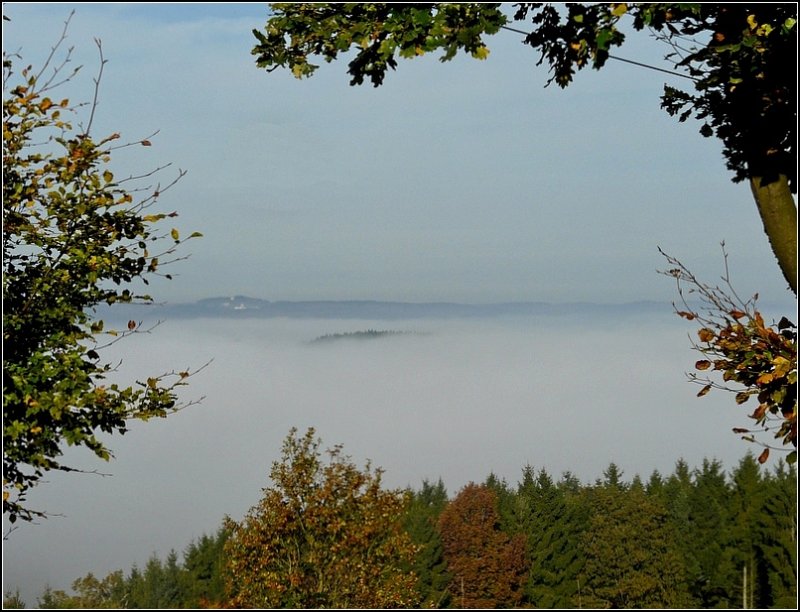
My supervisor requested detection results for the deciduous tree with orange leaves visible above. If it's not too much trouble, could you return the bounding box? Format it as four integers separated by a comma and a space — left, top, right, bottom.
223, 428, 420, 608
437, 483, 528, 608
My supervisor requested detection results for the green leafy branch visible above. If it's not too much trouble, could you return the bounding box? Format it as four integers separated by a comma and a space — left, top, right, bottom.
3, 13, 204, 523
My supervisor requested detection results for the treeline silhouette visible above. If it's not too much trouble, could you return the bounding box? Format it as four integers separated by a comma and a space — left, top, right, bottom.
310, 329, 421, 343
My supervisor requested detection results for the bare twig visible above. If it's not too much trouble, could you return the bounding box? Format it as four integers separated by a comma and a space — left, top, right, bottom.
108, 129, 162, 153
34, 9, 75, 86
82, 37, 107, 137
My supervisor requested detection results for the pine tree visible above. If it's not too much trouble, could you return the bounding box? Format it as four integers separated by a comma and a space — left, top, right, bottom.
601, 462, 626, 490
757, 460, 798, 608
182, 527, 229, 607
645, 469, 665, 497
404, 479, 451, 607
580, 482, 690, 607
724, 453, 769, 607
518, 466, 586, 608
125, 565, 145, 608
141, 554, 166, 608
660, 459, 698, 601
484, 472, 519, 534
160, 550, 185, 608
688, 458, 736, 607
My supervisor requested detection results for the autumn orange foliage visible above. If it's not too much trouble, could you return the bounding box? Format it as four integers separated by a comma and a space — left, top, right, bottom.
223, 428, 420, 608
661, 246, 797, 463
437, 483, 528, 608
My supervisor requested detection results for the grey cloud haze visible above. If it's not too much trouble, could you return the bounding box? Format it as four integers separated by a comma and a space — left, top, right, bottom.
3, 312, 773, 603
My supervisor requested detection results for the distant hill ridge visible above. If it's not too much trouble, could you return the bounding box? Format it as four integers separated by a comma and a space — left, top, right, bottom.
97, 296, 675, 320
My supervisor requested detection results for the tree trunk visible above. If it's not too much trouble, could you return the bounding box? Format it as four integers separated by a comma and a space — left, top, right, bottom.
749, 174, 797, 295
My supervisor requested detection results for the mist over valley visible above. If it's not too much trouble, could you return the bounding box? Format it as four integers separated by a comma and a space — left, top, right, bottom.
5, 303, 777, 604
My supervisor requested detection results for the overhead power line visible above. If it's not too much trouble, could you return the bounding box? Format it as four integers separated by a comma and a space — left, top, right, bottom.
500, 25, 698, 81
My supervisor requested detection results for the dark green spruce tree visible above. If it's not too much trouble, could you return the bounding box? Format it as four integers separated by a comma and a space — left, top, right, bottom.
689, 458, 737, 606
579, 465, 691, 608
518, 466, 586, 608
658, 459, 700, 605
404, 479, 452, 608
182, 527, 229, 607
758, 460, 798, 608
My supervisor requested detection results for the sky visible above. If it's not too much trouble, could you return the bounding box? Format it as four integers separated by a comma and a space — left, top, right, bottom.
2, 2, 794, 306
2, 2, 797, 606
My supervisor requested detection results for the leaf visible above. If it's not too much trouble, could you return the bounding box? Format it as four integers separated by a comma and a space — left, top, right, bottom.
757, 448, 769, 464
676, 311, 695, 320
774, 354, 792, 368
695, 360, 712, 371
746, 14, 758, 30
141, 139, 152, 146
732, 427, 751, 434
472, 45, 490, 60
171, 228, 179, 241
127, 320, 136, 331
697, 384, 712, 397
611, 3, 627, 17
698, 328, 715, 342
729, 309, 746, 319
735, 392, 750, 405
40, 97, 53, 111
756, 372, 774, 385
146, 377, 157, 389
